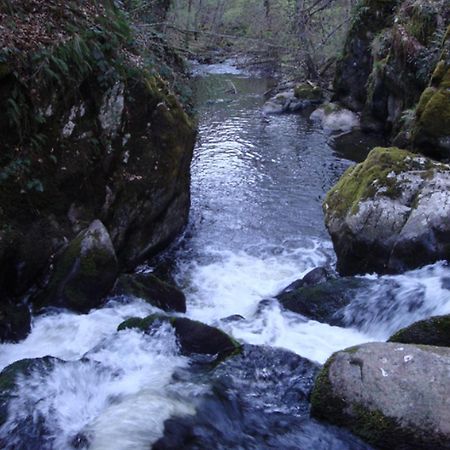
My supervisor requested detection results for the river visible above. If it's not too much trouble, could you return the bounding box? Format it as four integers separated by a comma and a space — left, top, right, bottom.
1, 61, 449, 449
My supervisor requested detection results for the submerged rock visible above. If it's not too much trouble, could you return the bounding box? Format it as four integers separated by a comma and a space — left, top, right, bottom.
112, 273, 186, 313
154, 344, 371, 450
389, 314, 450, 346
118, 314, 241, 357
310, 103, 359, 132
311, 342, 450, 449
324, 147, 450, 275
34, 220, 118, 313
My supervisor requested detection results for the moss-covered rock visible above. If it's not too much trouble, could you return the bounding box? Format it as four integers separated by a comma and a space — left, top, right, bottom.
112, 273, 186, 313
33, 220, 118, 313
324, 147, 450, 274
294, 83, 323, 101
118, 314, 241, 358
389, 314, 450, 346
333, 0, 400, 111
311, 342, 450, 449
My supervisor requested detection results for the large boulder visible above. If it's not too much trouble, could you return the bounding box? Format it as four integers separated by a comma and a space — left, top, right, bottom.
118, 315, 241, 358
263, 83, 323, 114
311, 342, 450, 449
324, 147, 450, 275
34, 220, 118, 313
389, 314, 450, 346
112, 273, 186, 313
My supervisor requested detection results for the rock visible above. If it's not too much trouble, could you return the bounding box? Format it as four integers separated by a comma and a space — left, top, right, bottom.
389, 314, 450, 347
333, 0, 399, 111
263, 85, 322, 114
324, 147, 450, 275
154, 345, 371, 450
276, 277, 373, 325
311, 103, 359, 132
117, 314, 241, 357
412, 53, 450, 160
277, 267, 334, 294
311, 342, 450, 449
112, 273, 186, 313
34, 220, 118, 313
0, 300, 31, 343
0, 357, 58, 427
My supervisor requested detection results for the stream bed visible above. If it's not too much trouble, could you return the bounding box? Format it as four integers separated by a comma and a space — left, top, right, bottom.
1, 62, 450, 449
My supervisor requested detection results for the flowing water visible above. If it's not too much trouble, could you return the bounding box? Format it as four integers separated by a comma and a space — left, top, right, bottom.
1, 61, 450, 449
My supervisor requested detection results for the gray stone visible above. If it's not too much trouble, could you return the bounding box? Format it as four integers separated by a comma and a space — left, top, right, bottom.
311, 342, 450, 449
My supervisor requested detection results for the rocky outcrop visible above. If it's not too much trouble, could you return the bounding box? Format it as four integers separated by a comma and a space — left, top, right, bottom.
389, 314, 450, 346
118, 314, 241, 358
334, 0, 449, 139
263, 83, 323, 114
311, 342, 450, 449
324, 147, 450, 275
33, 220, 118, 313
112, 272, 186, 313
0, 0, 196, 328
333, 0, 400, 111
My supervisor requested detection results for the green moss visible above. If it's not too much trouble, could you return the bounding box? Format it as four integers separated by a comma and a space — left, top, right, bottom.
323, 147, 429, 218
294, 83, 323, 101
117, 314, 165, 332
416, 86, 450, 137
415, 87, 436, 117
389, 314, 450, 346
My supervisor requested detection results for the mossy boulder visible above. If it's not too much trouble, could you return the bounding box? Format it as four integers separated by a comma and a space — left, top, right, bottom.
112, 273, 186, 313
294, 83, 323, 101
389, 314, 450, 346
0, 300, 30, 343
324, 147, 450, 275
311, 342, 450, 449
118, 314, 241, 358
34, 220, 118, 313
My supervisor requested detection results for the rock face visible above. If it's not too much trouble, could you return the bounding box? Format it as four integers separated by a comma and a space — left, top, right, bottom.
112, 273, 186, 313
118, 315, 241, 358
389, 314, 450, 346
311, 342, 450, 449
0, 301, 30, 343
334, 0, 449, 140
34, 220, 118, 313
333, 0, 399, 111
324, 147, 450, 275
0, 1, 195, 323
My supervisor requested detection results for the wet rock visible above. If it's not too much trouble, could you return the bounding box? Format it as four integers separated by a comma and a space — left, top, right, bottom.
278, 267, 335, 294
310, 103, 359, 132
389, 314, 450, 347
112, 273, 186, 313
0, 301, 31, 343
276, 276, 373, 325
311, 342, 450, 449
117, 315, 241, 358
34, 220, 118, 313
263, 85, 322, 114
154, 345, 371, 450
324, 147, 450, 275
